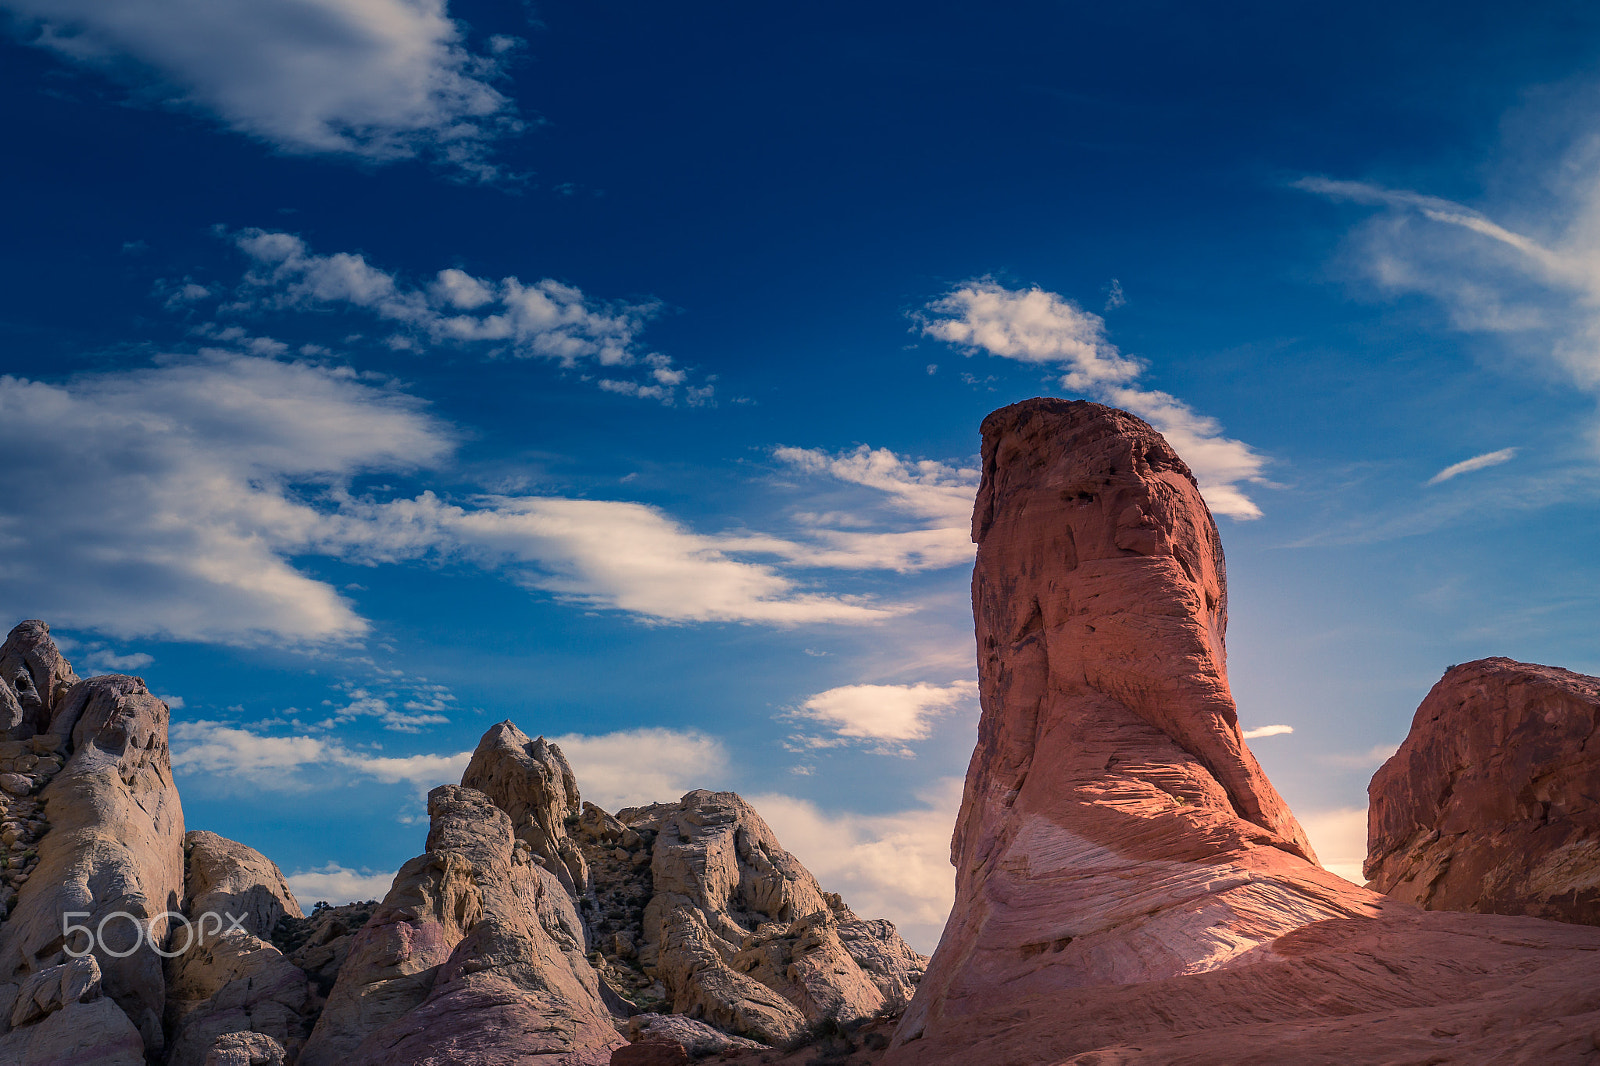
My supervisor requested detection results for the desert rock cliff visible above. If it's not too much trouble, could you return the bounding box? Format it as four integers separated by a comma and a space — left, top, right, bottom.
1367, 657, 1600, 925
887, 399, 1600, 1065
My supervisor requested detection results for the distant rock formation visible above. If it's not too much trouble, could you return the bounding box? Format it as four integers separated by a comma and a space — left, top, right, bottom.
459, 722, 924, 1048
299, 783, 622, 1065
462, 723, 591, 898
578, 788, 924, 1044
1368, 657, 1600, 925
0, 619, 925, 1065
886, 400, 1600, 1064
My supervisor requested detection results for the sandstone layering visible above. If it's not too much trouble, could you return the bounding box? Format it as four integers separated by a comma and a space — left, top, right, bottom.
886, 399, 1600, 1065
1367, 657, 1600, 925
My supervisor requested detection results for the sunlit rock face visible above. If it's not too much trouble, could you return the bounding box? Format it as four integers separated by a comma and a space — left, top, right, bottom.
887, 399, 1600, 1065
1368, 657, 1600, 926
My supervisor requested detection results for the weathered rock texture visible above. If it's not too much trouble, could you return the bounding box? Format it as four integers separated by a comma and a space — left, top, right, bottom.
887, 400, 1600, 1065
299, 784, 624, 1066
1368, 657, 1600, 925
579, 789, 924, 1045
0, 663, 186, 1058
462, 723, 590, 898
0, 621, 78, 741
165, 833, 313, 1066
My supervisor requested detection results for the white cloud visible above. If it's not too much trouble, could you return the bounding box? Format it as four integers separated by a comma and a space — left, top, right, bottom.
1426, 447, 1518, 485
1299, 806, 1368, 886
921, 279, 1268, 519
0, 352, 448, 645
1241, 724, 1294, 740
226, 229, 704, 403
340, 493, 901, 625
552, 728, 732, 811
790, 680, 977, 755
170, 718, 471, 792
751, 778, 962, 954
3, 0, 519, 179
768, 445, 979, 572
286, 864, 395, 908
0, 352, 904, 644
78, 649, 154, 673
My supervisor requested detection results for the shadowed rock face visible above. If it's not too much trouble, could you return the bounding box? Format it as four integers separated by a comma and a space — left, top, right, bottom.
0, 620, 78, 741
1368, 658, 1600, 925
886, 400, 1600, 1065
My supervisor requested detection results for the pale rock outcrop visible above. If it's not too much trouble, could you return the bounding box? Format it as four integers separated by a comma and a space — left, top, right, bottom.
204, 1030, 287, 1066
0, 996, 147, 1065
462, 722, 590, 897
10, 954, 103, 1027
164, 833, 313, 1066
624, 1011, 766, 1055
0, 671, 185, 1056
0, 621, 78, 740
887, 399, 1600, 1064
579, 789, 923, 1045
1367, 657, 1600, 925
182, 831, 304, 939
0, 953, 144, 1065
300, 784, 623, 1066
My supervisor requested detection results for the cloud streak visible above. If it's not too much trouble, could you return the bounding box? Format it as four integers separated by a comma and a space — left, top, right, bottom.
1427, 447, 1518, 485
2, 0, 520, 179
921, 279, 1268, 519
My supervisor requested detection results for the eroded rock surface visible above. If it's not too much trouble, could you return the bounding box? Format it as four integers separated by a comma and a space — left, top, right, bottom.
0, 620, 78, 741
0, 668, 185, 1057
1368, 657, 1600, 925
462, 722, 590, 898
886, 399, 1600, 1065
300, 784, 623, 1066
165, 832, 314, 1066
579, 789, 924, 1045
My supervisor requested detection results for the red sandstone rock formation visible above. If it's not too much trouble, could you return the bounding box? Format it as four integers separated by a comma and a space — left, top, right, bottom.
1367, 657, 1600, 925
886, 399, 1600, 1065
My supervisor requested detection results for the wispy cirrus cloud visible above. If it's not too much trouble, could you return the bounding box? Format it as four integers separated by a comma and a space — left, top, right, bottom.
1242, 724, 1294, 740
285, 864, 395, 908
1297, 171, 1600, 418
1427, 447, 1518, 485
170, 718, 472, 792
920, 279, 1269, 519
1, 0, 521, 180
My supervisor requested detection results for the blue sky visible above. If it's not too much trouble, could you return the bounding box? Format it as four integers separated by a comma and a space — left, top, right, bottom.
3, 0, 1599, 951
